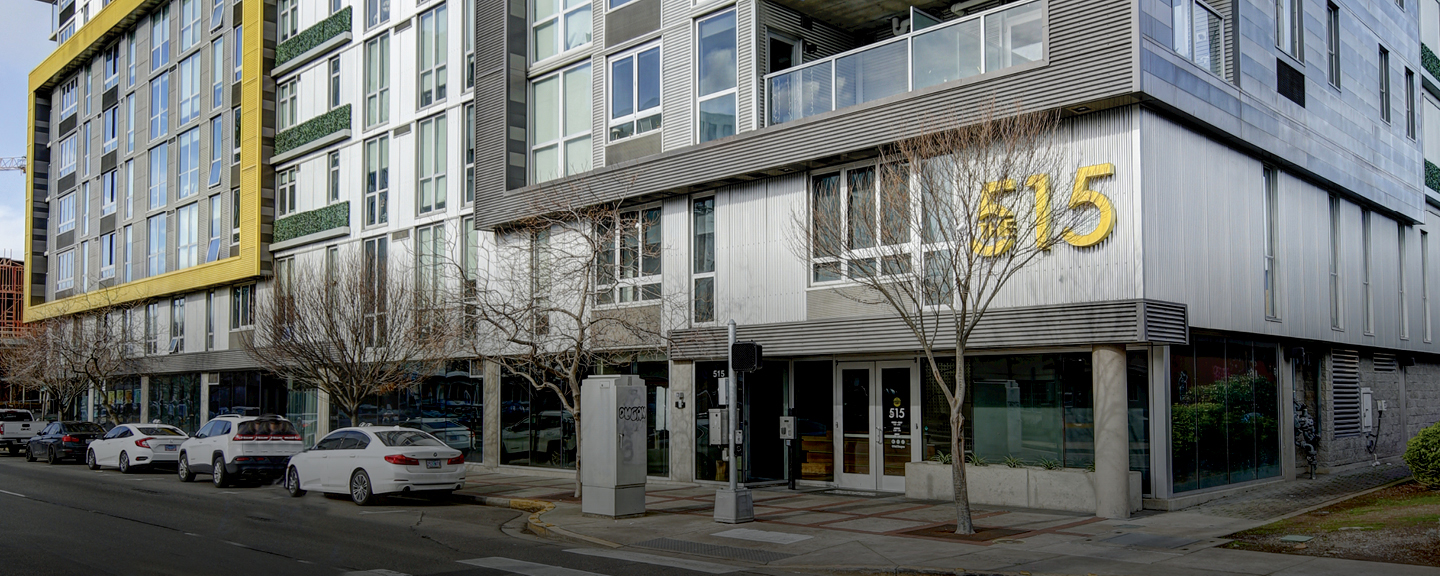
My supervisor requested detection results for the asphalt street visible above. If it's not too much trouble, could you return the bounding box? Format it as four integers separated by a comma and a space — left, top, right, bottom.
0, 455, 782, 576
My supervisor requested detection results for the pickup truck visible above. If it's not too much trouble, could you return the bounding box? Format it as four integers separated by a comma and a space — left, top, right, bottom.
0, 409, 42, 455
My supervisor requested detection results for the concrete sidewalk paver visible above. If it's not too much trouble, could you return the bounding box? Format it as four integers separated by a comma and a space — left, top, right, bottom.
1153, 547, 1315, 575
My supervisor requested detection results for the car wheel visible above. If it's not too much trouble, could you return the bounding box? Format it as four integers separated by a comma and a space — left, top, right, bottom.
46, 447, 58, 465
212, 456, 229, 488
86, 449, 100, 470
177, 453, 195, 482
119, 452, 132, 474
350, 469, 378, 506
24, 445, 35, 462
285, 466, 306, 497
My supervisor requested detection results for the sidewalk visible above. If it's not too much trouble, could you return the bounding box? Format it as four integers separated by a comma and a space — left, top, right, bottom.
458, 469, 1440, 576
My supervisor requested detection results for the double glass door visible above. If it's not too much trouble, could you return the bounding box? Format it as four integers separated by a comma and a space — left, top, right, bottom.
836, 361, 919, 492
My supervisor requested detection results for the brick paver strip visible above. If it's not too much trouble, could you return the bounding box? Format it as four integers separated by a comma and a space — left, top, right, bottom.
1189, 464, 1412, 520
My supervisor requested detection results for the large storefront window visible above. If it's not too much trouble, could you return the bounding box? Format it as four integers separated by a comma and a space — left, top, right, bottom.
148, 374, 200, 433
98, 377, 142, 426
599, 361, 670, 477
287, 387, 320, 446
1169, 337, 1281, 493
210, 371, 289, 419
330, 369, 484, 463
696, 361, 788, 483
500, 372, 575, 469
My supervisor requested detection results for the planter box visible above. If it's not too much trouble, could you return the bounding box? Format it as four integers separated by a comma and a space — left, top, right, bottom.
905, 461, 1141, 514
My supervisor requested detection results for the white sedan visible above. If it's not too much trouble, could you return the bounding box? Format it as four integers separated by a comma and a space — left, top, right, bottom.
86, 423, 189, 473
284, 426, 467, 505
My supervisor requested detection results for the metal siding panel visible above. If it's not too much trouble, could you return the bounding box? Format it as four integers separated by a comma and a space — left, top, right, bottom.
660, 21, 692, 153
736, 1, 754, 134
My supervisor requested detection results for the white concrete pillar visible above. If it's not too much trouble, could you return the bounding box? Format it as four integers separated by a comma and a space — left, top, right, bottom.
1093, 344, 1129, 519
198, 373, 210, 429
139, 376, 150, 423
316, 389, 331, 439
482, 360, 501, 469
669, 361, 695, 483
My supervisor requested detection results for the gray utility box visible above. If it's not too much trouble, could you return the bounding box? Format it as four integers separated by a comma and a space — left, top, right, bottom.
580, 375, 647, 519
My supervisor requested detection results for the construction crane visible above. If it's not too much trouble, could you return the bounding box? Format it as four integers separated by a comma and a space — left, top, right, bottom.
0, 158, 25, 172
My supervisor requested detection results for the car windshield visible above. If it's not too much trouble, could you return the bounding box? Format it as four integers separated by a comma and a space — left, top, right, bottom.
68, 422, 106, 434
237, 420, 299, 437
374, 430, 447, 447
137, 427, 185, 436
0, 411, 31, 422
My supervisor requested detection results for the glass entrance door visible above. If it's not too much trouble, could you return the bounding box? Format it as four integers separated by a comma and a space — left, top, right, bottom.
836, 361, 918, 492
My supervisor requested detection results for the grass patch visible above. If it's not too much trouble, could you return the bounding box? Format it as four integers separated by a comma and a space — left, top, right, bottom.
1225, 481, 1440, 567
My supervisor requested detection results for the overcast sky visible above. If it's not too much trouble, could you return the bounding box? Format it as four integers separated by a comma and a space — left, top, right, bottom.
0, 2, 61, 262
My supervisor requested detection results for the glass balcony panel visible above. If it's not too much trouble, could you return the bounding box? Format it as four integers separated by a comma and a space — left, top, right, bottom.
835, 40, 909, 109
912, 18, 982, 90
768, 63, 833, 125
983, 1, 1043, 72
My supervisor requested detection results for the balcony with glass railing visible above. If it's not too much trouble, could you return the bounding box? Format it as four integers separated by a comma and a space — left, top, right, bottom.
765, 0, 1043, 127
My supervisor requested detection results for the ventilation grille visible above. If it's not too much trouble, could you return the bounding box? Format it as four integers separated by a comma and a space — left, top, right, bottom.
1332, 349, 1361, 437
1373, 353, 1397, 372
1277, 58, 1306, 107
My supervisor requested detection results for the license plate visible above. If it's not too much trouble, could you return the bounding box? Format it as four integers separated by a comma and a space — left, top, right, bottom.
164, 445, 177, 451
425, 459, 441, 469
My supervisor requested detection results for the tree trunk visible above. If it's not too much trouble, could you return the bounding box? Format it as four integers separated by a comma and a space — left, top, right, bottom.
951, 353, 975, 535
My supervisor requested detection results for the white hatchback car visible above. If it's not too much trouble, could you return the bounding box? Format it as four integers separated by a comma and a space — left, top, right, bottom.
86, 423, 188, 473
284, 426, 467, 505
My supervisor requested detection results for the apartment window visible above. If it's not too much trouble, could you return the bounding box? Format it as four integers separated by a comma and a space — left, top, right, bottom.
366, 0, 389, 28
1276, 0, 1302, 60
365, 34, 390, 127
231, 284, 254, 329
416, 223, 445, 302
81, 240, 90, 291
417, 4, 448, 108
609, 44, 661, 141
149, 143, 168, 209
57, 250, 74, 291
463, 103, 474, 204
101, 170, 117, 215
362, 236, 387, 346
82, 122, 90, 177
1363, 208, 1374, 334
125, 159, 134, 218
531, 63, 591, 183
211, 0, 224, 29
102, 106, 118, 153
530, 228, 552, 335
1380, 47, 1391, 123
123, 225, 133, 282
150, 72, 170, 139
532, 0, 590, 63
1401, 224, 1410, 339
168, 298, 185, 353
207, 194, 222, 262
326, 245, 340, 302
57, 193, 76, 233
205, 291, 214, 350
328, 151, 341, 202
1424, 230, 1432, 342
126, 95, 135, 152
1329, 195, 1342, 329
103, 44, 119, 89
464, 0, 474, 89
177, 203, 198, 269
100, 232, 116, 279
278, 0, 298, 42
1263, 167, 1279, 319
57, 135, 76, 178
234, 25, 243, 82
596, 207, 662, 304
1326, 3, 1340, 88
151, 5, 171, 71
277, 78, 298, 130
148, 213, 168, 276
692, 196, 715, 323
696, 10, 737, 143
365, 135, 389, 226
231, 188, 240, 243
58, 21, 75, 46
59, 78, 77, 118
145, 303, 159, 354
81, 182, 90, 235
417, 115, 447, 214
811, 166, 912, 284
85, 66, 92, 116
277, 167, 297, 216
212, 37, 225, 109
1406, 69, 1416, 139
462, 216, 479, 282
232, 106, 241, 163
177, 128, 200, 200
180, 0, 200, 51
329, 57, 341, 109
209, 115, 223, 187
127, 34, 136, 87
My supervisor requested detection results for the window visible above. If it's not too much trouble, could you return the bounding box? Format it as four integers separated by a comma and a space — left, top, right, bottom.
464, 103, 474, 204
231, 284, 254, 329
364, 135, 389, 226
696, 10, 737, 143
123, 225, 133, 282
81, 240, 90, 291
177, 128, 200, 200
1326, 3, 1340, 88
149, 142, 168, 209
211, 0, 224, 29
150, 72, 170, 139
57, 135, 76, 178
57, 250, 74, 291
125, 159, 134, 218
417, 114, 447, 214
127, 34, 136, 87
126, 95, 135, 152
1329, 195, 1342, 329
205, 290, 214, 349
180, 0, 200, 51
1406, 69, 1416, 139
277, 78, 298, 130
810, 166, 911, 283
531, 227, 552, 334
278, 0, 298, 41
692, 196, 715, 323
207, 194, 222, 262
596, 207, 662, 304
102, 106, 118, 153
1362, 208, 1374, 334
366, 0, 389, 28
81, 182, 90, 235
365, 34, 390, 127
610, 0, 635, 10
416, 223, 445, 303
464, 0, 474, 89
145, 303, 159, 354
232, 106, 241, 163
177, 202, 198, 269
166, 299, 184, 353
84, 66, 92, 116
151, 5, 171, 71
417, 5, 447, 108
277, 167, 297, 216
1263, 167, 1278, 319
328, 151, 341, 202
532, 0, 590, 63
101, 232, 115, 279
101, 169, 117, 215
148, 213, 168, 276
1380, 47, 1391, 123
231, 187, 240, 242
1424, 230, 1431, 342
212, 37, 225, 109
329, 57, 341, 109
209, 115, 223, 187
57, 193, 76, 233
362, 236, 387, 346
59, 78, 77, 117
531, 63, 591, 183
103, 44, 119, 89
1276, 0, 1302, 60
82, 122, 90, 178
1400, 224, 1410, 339
234, 25, 243, 82
331, 0, 342, 14
609, 44, 661, 141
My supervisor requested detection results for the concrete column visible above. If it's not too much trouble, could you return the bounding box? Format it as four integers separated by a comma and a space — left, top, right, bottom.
483, 360, 502, 469
198, 373, 211, 426
139, 376, 150, 423
1093, 344, 1129, 519
669, 361, 695, 483
316, 389, 331, 439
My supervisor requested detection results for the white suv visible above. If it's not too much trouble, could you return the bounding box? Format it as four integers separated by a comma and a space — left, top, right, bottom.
177, 414, 304, 487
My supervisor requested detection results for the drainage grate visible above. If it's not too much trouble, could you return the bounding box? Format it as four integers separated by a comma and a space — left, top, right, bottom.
633, 538, 795, 563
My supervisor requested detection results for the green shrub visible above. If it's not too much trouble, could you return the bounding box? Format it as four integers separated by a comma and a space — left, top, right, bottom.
1002, 455, 1026, 468
1406, 422, 1440, 490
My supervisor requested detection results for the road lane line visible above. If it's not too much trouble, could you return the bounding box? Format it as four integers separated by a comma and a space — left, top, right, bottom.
457, 557, 606, 576
564, 548, 739, 574
0, 489, 26, 498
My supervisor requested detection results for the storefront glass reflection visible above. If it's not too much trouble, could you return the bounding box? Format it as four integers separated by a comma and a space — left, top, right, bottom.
148, 374, 200, 433
329, 372, 484, 463
598, 361, 671, 477
1170, 337, 1280, 493
98, 377, 141, 426
210, 371, 288, 419
500, 373, 575, 469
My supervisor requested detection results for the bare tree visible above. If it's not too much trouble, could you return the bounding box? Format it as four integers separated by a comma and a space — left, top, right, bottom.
793, 101, 1111, 534
2, 320, 90, 420
246, 244, 456, 428
2, 290, 144, 424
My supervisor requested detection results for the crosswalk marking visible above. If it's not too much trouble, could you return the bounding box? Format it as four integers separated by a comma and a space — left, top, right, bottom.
456, 557, 606, 576
564, 548, 740, 574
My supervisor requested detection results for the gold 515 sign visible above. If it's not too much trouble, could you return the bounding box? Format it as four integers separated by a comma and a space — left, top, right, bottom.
975, 163, 1116, 257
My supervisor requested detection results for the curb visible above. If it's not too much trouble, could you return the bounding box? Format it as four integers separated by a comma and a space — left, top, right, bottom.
786, 566, 1045, 576
456, 493, 623, 549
